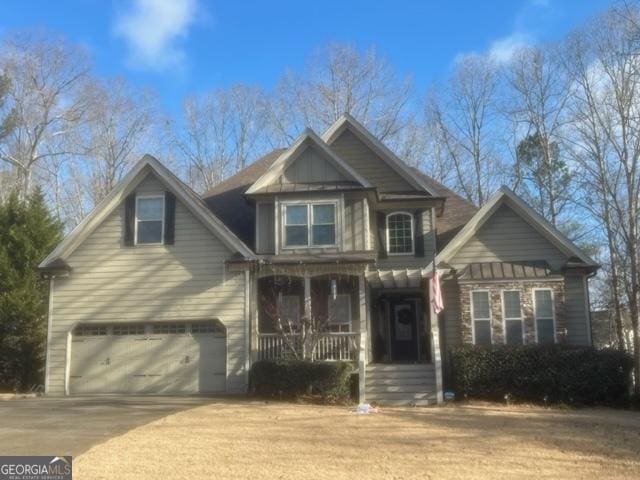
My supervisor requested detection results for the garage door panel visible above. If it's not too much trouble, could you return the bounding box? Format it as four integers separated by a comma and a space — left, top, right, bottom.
69, 322, 227, 394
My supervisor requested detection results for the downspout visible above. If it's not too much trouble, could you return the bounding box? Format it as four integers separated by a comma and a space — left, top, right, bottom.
44, 275, 55, 395
244, 268, 251, 391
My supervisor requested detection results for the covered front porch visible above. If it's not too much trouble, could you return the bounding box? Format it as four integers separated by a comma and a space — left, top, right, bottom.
250, 264, 443, 403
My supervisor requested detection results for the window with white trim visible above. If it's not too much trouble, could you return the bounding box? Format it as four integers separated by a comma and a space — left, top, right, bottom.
386, 212, 414, 254
327, 294, 352, 332
277, 295, 301, 326
471, 291, 492, 345
136, 196, 164, 244
283, 203, 336, 247
534, 289, 555, 344
502, 290, 523, 345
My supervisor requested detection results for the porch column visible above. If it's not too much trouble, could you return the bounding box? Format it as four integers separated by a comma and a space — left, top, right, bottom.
304, 271, 311, 359
250, 275, 259, 363
429, 281, 444, 404
358, 273, 367, 403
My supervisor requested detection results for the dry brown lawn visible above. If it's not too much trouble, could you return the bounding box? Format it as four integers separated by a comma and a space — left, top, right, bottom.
75, 400, 640, 480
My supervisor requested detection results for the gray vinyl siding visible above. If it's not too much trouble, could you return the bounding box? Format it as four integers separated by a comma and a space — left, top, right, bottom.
376, 209, 435, 269
450, 204, 568, 270
330, 129, 414, 192
282, 145, 348, 184
256, 202, 275, 254
46, 173, 248, 395
564, 273, 591, 345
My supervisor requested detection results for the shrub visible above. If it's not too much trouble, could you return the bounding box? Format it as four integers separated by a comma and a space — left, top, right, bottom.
449, 345, 633, 407
249, 360, 355, 403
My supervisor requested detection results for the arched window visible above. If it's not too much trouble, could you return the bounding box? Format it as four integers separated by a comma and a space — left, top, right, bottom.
386, 212, 414, 255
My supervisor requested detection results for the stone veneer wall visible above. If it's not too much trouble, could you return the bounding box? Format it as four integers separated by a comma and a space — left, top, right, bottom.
459, 280, 566, 345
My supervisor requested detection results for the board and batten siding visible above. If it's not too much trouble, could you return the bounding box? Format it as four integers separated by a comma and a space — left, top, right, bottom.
564, 273, 591, 345
46, 173, 248, 395
282, 145, 348, 184
256, 202, 275, 254
449, 204, 568, 270
329, 129, 413, 192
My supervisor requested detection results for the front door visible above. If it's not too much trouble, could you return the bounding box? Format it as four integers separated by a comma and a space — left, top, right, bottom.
390, 300, 418, 362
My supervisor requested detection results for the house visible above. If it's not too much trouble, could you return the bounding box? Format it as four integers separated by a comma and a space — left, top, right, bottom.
39, 114, 598, 405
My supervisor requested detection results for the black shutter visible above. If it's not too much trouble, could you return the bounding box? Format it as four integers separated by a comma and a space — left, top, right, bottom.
164, 191, 176, 245
376, 211, 387, 259
124, 192, 136, 246
414, 210, 425, 257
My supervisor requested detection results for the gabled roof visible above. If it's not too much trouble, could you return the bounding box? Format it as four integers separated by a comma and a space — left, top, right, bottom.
321, 113, 437, 195
245, 128, 371, 195
40, 155, 255, 269
436, 186, 599, 269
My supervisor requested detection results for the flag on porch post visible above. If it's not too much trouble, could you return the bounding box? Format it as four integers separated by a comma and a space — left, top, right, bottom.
430, 270, 444, 314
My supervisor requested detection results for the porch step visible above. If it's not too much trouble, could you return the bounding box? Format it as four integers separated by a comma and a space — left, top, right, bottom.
364, 363, 437, 406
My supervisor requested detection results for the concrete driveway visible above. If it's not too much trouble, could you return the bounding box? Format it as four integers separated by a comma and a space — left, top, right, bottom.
0, 395, 215, 456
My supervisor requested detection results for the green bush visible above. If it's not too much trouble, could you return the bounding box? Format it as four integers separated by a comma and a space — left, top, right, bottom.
449, 345, 633, 407
249, 360, 355, 402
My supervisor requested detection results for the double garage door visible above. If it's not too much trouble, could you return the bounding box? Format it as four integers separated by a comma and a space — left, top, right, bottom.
69, 321, 226, 394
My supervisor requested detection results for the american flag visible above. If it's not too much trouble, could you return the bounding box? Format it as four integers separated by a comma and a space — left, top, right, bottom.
430, 269, 444, 314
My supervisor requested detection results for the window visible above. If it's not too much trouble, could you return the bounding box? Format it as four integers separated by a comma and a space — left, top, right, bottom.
112, 324, 146, 335
191, 322, 224, 335
534, 289, 555, 344
284, 203, 336, 247
277, 295, 301, 326
386, 212, 414, 254
502, 290, 523, 345
152, 323, 186, 334
136, 196, 164, 244
471, 291, 492, 345
75, 325, 108, 336
327, 294, 352, 332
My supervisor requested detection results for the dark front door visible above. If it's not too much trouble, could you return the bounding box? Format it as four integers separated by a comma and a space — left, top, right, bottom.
390, 300, 419, 362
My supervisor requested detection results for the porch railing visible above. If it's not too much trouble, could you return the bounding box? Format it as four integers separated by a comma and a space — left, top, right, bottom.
257, 332, 359, 362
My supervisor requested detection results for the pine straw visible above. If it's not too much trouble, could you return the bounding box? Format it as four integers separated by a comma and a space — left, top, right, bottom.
75, 400, 640, 480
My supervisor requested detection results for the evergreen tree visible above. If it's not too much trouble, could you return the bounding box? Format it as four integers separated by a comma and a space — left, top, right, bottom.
0, 187, 62, 391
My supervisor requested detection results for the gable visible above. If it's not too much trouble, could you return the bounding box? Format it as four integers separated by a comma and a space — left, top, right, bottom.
67, 172, 233, 268
41, 155, 255, 269
329, 129, 416, 192
281, 144, 349, 184
449, 204, 568, 270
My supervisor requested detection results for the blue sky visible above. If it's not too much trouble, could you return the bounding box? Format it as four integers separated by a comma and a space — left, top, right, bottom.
0, 0, 615, 114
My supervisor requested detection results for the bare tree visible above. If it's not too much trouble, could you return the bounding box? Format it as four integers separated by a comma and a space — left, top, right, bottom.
267, 43, 413, 148
426, 54, 503, 205
506, 46, 573, 227
0, 31, 90, 198
173, 84, 267, 192
563, 6, 640, 391
77, 77, 158, 205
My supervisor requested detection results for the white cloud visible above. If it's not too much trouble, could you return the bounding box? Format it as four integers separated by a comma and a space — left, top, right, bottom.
487, 32, 532, 64
114, 0, 198, 71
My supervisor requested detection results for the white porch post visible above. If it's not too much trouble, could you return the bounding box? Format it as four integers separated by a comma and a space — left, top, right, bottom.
429, 285, 444, 404
358, 273, 367, 403
304, 271, 311, 359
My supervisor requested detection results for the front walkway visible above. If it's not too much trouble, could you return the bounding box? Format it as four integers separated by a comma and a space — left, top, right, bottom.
75, 401, 640, 479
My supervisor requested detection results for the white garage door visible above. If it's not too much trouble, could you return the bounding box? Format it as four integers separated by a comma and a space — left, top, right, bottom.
69, 321, 226, 394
